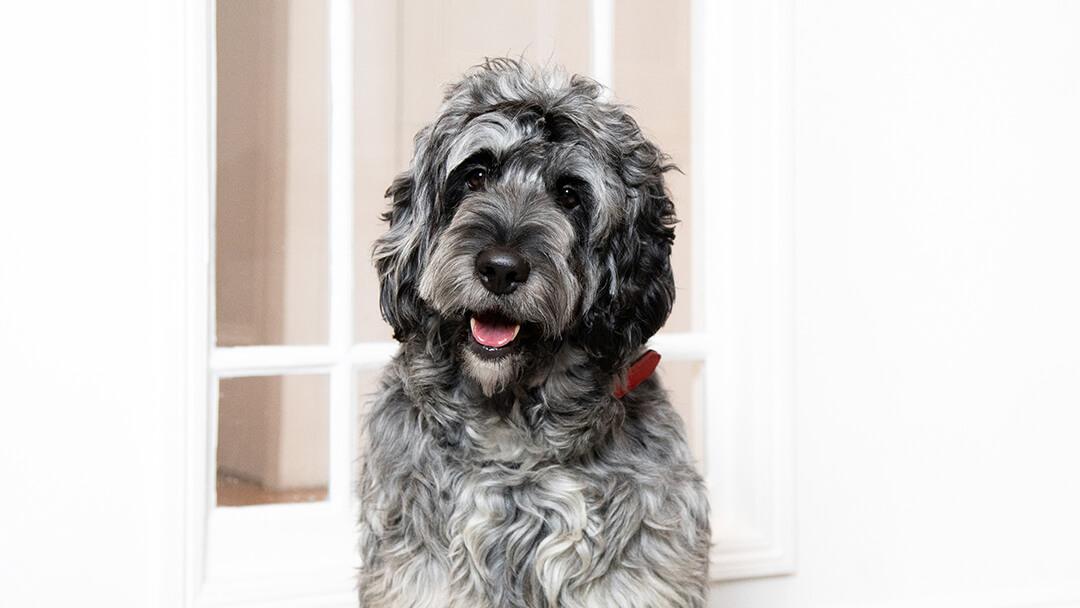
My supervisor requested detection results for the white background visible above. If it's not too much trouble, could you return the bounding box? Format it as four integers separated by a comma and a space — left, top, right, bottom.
713, 2, 1080, 606
2, 1, 1079, 607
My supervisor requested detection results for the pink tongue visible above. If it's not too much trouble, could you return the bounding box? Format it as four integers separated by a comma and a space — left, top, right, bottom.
472, 316, 519, 348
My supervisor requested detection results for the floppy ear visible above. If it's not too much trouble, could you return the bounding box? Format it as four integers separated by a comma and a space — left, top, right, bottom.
373, 169, 434, 341
372, 107, 462, 341
373, 173, 421, 340
577, 139, 677, 374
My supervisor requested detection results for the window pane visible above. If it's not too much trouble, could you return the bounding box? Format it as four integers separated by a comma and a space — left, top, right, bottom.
216, 374, 330, 506
216, 0, 329, 346
615, 0, 694, 333
351, 0, 397, 344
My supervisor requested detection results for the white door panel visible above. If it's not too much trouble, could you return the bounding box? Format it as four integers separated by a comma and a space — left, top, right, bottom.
712, 1, 1080, 606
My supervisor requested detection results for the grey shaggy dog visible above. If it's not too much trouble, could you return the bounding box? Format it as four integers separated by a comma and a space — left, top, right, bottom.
359, 59, 710, 608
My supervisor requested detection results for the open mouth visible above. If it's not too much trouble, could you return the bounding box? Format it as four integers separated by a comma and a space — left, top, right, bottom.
468, 311, 521, 358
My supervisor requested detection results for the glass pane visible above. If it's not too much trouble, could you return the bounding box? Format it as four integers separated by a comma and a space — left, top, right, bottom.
615, 0, 694, 333
216, 0, 329, 346
658, 358, 705, 473
351, 0, 398, 344
353, 0, 592, 343
216, 374, 330, 506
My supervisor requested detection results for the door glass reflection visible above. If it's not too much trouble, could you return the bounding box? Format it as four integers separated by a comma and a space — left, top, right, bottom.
217, 374, 330, 506
216, 0, 330, 347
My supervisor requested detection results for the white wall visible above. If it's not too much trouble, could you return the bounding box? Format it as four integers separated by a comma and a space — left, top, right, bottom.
712, 2, 1080, 606
0, 1, 187, 606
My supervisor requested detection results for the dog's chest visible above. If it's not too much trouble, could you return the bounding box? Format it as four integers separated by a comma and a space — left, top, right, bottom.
446, 464, 598, 605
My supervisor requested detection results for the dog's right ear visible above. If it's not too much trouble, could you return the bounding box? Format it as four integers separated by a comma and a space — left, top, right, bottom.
373, 171, 427, 341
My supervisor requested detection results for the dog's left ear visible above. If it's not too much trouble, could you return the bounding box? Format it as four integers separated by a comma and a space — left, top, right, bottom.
577, 136, 677, 374
372, 114, 456, 341
373, 171, 428, 341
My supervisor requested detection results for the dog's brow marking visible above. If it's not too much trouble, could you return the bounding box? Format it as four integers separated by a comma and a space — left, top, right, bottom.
446, 116, 522, 175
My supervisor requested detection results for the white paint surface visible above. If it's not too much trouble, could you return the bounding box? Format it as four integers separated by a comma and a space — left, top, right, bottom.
712, 1, 1080, 606
0, 1, 187, 606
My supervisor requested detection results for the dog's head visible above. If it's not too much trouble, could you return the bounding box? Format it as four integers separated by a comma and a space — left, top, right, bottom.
374, 59, 676, 396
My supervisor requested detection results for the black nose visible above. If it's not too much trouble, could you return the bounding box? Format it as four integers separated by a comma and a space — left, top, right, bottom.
475, 246, 531, 295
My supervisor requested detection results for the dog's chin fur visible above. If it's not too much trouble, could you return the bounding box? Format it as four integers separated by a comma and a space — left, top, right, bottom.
460, 332, 560, 398
360, 59, 710, 608
461, 347, 519, 397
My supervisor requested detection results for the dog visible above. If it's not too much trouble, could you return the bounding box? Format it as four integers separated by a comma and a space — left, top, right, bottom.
358, 59, 709, 608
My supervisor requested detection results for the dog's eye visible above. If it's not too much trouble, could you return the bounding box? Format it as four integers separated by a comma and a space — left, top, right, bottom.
466, 168, 487, 191
556, 184, 580, 209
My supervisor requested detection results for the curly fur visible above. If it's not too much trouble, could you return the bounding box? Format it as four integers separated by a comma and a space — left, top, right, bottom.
359, 59, 710, 608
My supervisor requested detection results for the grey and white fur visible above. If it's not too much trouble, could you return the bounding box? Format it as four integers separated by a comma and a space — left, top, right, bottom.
359, 59, 710, 608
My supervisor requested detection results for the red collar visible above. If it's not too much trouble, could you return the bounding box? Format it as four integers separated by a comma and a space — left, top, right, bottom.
612, 350, 661, 398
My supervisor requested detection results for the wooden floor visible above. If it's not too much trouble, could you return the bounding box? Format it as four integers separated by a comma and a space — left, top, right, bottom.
216, 472, 328, 507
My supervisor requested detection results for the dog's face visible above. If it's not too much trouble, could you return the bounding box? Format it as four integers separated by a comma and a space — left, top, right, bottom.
375, 60, 676, 396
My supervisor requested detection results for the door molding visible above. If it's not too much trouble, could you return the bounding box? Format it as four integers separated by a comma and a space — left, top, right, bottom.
690, 0, 797, 580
